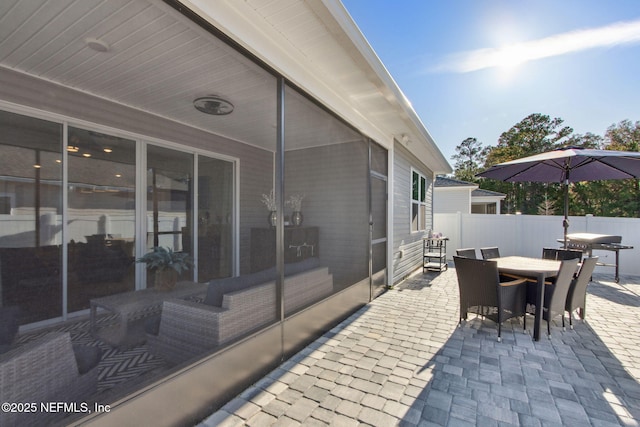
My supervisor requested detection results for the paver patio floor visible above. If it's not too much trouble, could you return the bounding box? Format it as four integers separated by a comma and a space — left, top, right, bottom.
200, 266, 640, 426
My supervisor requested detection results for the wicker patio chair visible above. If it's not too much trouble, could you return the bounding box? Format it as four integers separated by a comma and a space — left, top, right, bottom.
0, 332, 100, 426
526, 257, 579, 335
453, 256, 527, 342
455, 248, 477, 259
0, 306, 20, 354
542, 248, 583, 261
565, 256, 598, 329
480, 247, 500, 260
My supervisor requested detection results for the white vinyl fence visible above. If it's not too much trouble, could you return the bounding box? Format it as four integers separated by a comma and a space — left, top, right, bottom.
435, 213, 640, 277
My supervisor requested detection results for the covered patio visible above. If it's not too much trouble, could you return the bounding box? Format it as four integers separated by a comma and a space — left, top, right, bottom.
200, 267, 640, 426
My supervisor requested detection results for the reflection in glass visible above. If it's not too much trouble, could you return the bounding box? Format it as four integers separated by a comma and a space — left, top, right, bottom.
0, 110, 62, 324
371, 176, 387, 241
147, 145, 193, 284
196, 156, 233, 281
67, 128, 136, 313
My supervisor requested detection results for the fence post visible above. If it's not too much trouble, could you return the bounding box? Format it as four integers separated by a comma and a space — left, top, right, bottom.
585, 214, 592, 233
456, 211, 462, 253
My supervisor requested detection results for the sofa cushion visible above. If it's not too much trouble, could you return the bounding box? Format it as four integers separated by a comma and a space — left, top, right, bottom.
204, 267, 276, 307
203, 258, 322, 307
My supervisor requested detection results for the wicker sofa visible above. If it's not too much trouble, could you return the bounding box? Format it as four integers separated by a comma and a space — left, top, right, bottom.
0, 332, 100, 427
147, 258, 333, 364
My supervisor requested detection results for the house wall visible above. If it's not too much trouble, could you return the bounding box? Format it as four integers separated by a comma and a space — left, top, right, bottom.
284, 142, 369, 288
392, 142, 433, 283
434, 189, 471, 214
0, 67, 273, 274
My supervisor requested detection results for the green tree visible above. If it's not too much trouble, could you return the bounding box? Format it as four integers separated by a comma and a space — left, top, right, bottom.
481, 113, 573, 214
564, 132, 603, 149
602, 120, 640, 217
452, 137, 488, 182
605, 119, 640, 151
485, 113, 573, 166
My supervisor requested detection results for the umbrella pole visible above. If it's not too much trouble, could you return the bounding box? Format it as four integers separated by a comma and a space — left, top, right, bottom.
563, 177, 569, 249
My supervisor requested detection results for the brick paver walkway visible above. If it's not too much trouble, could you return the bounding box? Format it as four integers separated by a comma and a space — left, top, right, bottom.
199, 267, 640, 426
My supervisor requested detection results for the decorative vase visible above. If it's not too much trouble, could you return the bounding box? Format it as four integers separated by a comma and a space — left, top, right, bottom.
154, 269, 178, 291
291, 211, 303, 227
268, 210, 277, 227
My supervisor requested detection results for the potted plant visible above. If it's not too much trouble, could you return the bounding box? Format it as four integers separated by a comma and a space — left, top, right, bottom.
137, 246, 193, 291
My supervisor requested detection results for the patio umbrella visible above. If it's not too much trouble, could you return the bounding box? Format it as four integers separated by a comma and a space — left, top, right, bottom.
476, 146, 640, 247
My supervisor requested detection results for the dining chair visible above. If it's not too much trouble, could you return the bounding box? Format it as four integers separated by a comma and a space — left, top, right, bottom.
453, 256, 527, 342
565, 256, 598, 329
542, 248, 583, 261
526, 257, 579, 336
455, 248, 477, 259
542, 248, 558, 260
480, 247, 500, 260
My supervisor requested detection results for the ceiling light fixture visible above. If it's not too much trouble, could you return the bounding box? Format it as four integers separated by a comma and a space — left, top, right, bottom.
86, 38, 110, 52
82, 153, 92, 158
103, 147, 112, 153
193, 96, 234, 115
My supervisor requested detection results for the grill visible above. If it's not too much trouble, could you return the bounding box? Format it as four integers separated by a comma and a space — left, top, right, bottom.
560, 233, 633, 283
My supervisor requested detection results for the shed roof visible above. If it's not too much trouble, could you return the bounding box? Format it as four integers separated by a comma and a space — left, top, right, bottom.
472, 188, 506, 198
434, 176, 477, 188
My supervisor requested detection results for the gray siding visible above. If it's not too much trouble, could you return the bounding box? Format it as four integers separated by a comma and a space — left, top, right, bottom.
0, 67, 274, 274
285, 142, 369, 288
434, 189, 471, 214
392, 142, 433, 284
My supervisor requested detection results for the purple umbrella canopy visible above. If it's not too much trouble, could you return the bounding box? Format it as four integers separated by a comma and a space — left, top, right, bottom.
477, 147, 640, 183
477, 146, 640, 245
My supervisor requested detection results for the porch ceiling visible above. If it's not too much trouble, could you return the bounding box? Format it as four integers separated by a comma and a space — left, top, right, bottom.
0, 0, 451, 173
0, 0, 285, 149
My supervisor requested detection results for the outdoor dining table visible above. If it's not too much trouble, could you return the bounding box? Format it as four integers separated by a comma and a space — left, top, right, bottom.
489, 256, 561, 341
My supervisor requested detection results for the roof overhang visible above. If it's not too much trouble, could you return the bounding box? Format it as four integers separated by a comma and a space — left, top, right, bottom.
180, 0, 452, 175
472, 196, 506, 201
435, 185, 477, 191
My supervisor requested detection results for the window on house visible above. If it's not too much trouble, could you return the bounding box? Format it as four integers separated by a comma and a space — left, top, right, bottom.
0, 195, 12, 214
411, 170, 427, 232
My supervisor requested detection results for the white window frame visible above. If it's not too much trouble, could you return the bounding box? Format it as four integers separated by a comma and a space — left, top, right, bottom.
411, 169, 428, 233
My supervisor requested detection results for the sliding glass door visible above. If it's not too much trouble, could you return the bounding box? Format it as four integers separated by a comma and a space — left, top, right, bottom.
0, 110, 63, 324
146, 145, 194, 284
67, 127, 136, 312
146, 145, 235, 285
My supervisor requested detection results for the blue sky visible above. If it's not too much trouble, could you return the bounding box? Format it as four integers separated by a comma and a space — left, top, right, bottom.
341, 1, 640, 167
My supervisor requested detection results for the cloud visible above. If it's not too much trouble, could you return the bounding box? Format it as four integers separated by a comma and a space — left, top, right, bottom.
432, 19, 640, 73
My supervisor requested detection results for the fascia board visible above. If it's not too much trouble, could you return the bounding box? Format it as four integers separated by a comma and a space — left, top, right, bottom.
319, 0, 451, 174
